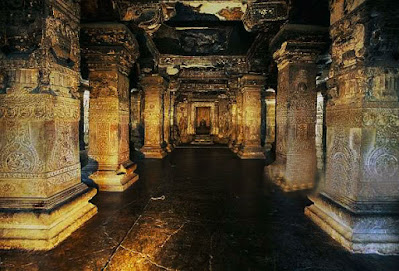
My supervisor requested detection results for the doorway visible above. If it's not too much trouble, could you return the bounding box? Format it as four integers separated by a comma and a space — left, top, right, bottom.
195, 107, 211, 135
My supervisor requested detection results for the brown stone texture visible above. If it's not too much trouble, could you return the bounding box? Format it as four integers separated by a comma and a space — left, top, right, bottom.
141, 74, 167, 159
238, 75, 266, 159
81, 23, 139, 191
306, 0, 399, 254
0, 0, 97, 250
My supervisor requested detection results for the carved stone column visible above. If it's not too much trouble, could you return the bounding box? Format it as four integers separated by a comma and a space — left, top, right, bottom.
141, 75, 167, 159
238, 75, 266, 159
81, 23, 139, 192
233, 89, 244, 153
0, 0, 97, 250
266, 25, 327, 191
130, 89, 143, 150
306, 0, 399, 254
164, 79, 178, 152
228, 101, 237, 149
169, 88, 178, 147
265, 89, 276, 152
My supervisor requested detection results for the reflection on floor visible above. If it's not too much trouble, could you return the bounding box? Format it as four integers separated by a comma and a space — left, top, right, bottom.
0, 148, 398, 270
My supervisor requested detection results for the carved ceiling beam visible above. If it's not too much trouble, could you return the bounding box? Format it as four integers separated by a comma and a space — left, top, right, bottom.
242, 1, 288, 32
81, 23, 140, 76
116, 1, 166, 35
158, 54, 248, 76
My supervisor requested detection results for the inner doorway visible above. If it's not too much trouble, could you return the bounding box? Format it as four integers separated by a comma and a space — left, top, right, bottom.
195, 107, 211, 135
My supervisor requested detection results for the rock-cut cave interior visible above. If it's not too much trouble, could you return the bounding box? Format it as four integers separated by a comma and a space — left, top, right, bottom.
0, 0, 399, 270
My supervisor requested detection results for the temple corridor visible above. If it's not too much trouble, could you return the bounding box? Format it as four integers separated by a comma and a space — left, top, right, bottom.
1, 148, 398, 270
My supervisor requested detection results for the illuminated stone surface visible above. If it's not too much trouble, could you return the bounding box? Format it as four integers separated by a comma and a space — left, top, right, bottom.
265, 89, 276, 152
238, 75, 266, 159
81, 23, 140, 191
0, 0, 97, 250
141, 75, 168, 159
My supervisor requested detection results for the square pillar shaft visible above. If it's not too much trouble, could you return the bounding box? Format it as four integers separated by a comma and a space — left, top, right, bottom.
265, 90, 276, 151
266, 25, 328, 191
81, 23, 140, 191
306, 0, 399, 254
0, 0, 97, 250
141, 75, 167, 159
238, 75, 266, 159
233, 89, 244, 153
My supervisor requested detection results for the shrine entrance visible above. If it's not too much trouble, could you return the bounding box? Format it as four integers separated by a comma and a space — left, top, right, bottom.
195, 107, 211, 135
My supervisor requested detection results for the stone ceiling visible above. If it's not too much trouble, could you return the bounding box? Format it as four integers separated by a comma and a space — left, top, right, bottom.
81, 0, 330, 78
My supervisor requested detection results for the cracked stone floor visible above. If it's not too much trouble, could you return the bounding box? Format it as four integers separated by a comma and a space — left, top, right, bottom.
1, 148, 399, 270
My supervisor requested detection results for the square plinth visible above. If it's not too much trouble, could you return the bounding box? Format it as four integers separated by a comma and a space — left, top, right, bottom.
0, 185, 97, 250
305, 194, 399, 254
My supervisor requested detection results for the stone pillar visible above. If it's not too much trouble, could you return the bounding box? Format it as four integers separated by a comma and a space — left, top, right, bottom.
315, 92, 325, 171
130, 90, 143, 150
164, 79, 178, 152
233, 89, 244, 153
140, 75, 167, 159
228, 101, 237, 149
0, 0, 97, 250
81, 23, 140, 192
238, 75, 266, 159
266, 26, 327, 191
306, 0, 399, 254
265, 89, 276, 152
169, 88, 178, 147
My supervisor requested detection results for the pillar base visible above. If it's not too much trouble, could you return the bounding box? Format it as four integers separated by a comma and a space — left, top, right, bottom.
141, 145, 167, 159
0, 184, 97, 251
266, 161, 314, 192
166, 143, 174, 153
89, 163, 139, 192
238, 146, 265, 159
305, 194, 399, 255
232, 143, 241, 154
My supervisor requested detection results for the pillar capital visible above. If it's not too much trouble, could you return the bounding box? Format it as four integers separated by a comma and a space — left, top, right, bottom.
270, 24, 329, 70
81, 23, 139, 76
140, 74, 168, 91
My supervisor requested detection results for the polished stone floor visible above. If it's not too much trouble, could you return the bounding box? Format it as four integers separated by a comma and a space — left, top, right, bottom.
1, 148, 398, 270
